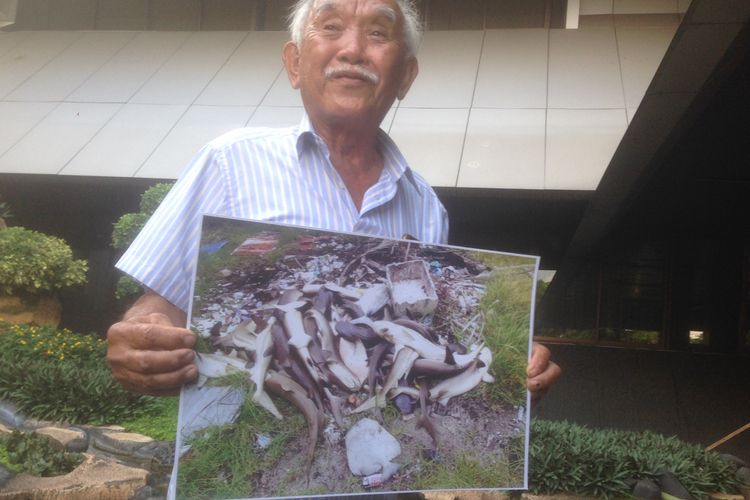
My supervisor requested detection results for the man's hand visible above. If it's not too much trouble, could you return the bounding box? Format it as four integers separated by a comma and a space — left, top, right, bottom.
107, 292, 198, 396
527, 341, 561, 402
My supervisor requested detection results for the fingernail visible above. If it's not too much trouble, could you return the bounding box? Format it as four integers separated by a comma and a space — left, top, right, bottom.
182, 350, 195, 363
183, 334, 196, 347
185, 365, 198, 381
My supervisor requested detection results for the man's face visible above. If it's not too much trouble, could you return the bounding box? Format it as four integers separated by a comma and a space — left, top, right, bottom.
283, 0, 418, 128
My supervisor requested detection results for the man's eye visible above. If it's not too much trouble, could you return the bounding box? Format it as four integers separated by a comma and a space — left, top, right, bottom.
324, 23, 340, 31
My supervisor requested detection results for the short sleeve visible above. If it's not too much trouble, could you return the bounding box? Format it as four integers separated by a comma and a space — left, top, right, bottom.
116, 144, 229, 311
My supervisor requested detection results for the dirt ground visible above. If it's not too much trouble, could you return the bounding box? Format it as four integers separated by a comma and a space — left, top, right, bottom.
255, 395, 526, 498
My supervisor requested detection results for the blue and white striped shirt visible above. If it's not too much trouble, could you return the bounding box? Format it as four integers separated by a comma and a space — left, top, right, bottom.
117, 114, 449, 311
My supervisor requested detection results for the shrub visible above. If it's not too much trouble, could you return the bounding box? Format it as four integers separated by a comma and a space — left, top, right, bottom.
0, 227, 88, 295
0, 322, 157, 424
111, 182, 173, 299
0, 430, 83, 477
0, 196, 11, 229
530, 419, 741, 499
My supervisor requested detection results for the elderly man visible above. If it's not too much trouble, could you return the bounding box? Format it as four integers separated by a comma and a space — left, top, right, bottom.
107, 0, 560, 399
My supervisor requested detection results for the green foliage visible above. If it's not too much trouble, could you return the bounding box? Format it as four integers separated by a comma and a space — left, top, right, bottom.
0, 430, 83, 477
139, 182, 174, 214
0, 441, 23, 473
177, 391, 305, 499
0, 196, 11, 220
111, 183, 173, 251
0, 322, 159, 424
535, 279, 549, 306
110, 183, 174, 300
530, 420, 741, 499
111, 212, 149, 251
115, 275, 143, 300
413, 452, 520, 490
0, 227, 88, 295
120, 396, 179, 441
477, 264, 534, 406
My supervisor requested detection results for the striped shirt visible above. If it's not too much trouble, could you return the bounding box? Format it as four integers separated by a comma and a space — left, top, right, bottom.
117, 113, 449, 311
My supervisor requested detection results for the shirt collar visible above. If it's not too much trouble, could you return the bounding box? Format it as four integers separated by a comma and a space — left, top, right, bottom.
294, 112, 421, 193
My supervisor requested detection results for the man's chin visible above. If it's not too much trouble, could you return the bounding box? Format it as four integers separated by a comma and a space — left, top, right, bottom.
316, 103, 383, 125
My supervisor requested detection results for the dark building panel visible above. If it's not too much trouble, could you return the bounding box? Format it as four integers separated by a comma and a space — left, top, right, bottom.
49, 0, 97, 30
485, 0, 547, 29
534, 344, 750, 463
14, 0, 50, 29
261, 0, 295, 31
149, 0, 201, 30
201, 0, 256, 30
425, 0, 485, 30
438, 188, 590, 269
95, 0, 148, 30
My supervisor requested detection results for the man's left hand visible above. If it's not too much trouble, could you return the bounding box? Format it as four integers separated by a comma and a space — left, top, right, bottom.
527, 341, 561, 401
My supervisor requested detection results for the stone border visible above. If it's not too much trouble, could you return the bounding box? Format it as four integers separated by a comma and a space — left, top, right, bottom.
0, 399, 171, 499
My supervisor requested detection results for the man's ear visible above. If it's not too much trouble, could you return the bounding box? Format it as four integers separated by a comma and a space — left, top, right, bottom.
397, 56, 419, 100
282, 41, 301, 89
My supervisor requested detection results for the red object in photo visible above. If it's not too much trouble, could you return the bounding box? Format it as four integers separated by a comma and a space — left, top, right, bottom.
231, 232, 279, 256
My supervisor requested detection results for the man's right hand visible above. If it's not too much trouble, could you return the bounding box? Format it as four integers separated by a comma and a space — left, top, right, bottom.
106, 292, 198, 396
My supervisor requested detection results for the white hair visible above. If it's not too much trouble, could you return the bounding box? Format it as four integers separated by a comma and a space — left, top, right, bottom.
287, 0, 421, 57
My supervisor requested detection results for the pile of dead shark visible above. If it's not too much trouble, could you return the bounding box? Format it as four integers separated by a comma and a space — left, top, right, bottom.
185, 234, 499, 485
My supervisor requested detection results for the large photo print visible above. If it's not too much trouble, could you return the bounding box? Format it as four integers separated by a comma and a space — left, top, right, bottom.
172, 215, 539, 499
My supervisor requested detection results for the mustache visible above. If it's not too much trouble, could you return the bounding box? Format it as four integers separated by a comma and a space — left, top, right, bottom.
324, 65, 380, 84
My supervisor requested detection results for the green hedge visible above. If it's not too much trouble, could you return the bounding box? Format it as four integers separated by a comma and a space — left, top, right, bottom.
530, 419, 741, 499
0, 322, 157, 424
0, 227, 87, 295
111, 182, 173, 299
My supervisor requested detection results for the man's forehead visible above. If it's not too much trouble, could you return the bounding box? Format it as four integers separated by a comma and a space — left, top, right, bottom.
311, 0, 400, 22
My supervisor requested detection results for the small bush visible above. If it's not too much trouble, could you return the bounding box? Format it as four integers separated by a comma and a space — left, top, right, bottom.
530, 419, 741, 499
0, 430, 83, 477
0, 227, 88, 295
0, 322, 157, 424
111, 182, 174, 299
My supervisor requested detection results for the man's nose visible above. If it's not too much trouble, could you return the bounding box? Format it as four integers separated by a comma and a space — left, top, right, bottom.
336, 28, 366, 64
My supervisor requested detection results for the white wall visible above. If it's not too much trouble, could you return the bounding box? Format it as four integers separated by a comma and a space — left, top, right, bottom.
0, 14, 680, 189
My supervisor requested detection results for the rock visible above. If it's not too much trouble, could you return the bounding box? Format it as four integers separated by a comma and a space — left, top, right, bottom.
90, 428, 154, 456
0, 453, 149, 500
131, 440, 175, 473
737, 467, 750, 486
632, 478, 661, 500
0, 401, 25, 428
719, 454, 748, 469
656, 468, 694, 500
0, 465, 14, 488
345, 418, 401, 478
36, 426, 89, 453
132, 485, 158, 500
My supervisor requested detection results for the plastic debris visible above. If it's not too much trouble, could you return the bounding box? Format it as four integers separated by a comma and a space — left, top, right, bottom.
362, 473, 384, 489
345, 418, 401, 477
256, 434, 272, 449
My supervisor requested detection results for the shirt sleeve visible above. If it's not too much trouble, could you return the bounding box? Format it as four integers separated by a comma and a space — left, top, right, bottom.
116, 144, 229, 312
